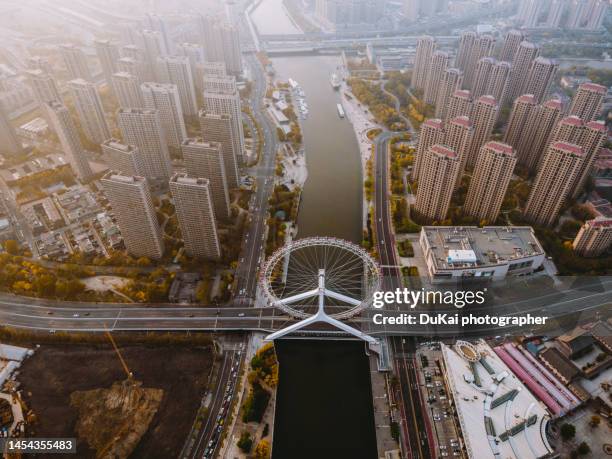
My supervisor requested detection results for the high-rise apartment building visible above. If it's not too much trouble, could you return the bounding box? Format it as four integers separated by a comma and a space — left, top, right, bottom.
199, 17, 242, 75
203, 75, 245, 161
94, 39, 120, 85
466, 95, 498, 169
550, 118, 606, 198
216, 24, 242, 75
117, 56, 149, 83
546, 0, 566, 27
524, 141, 584, 226
411, 36, 436, 91
169, 173, 222, 260
522, 57, 558, 103
27, 56, 53, 74
445, 116, 473, 186
505, 41, 539, 105
517, 0, 542, 27
435, 68, 463, 119
446, 89, 473, 121
141, 82, 187, 149
566, 0, 608, 29
568, 82, 606, 121
486, 60, 512, 104
200, 61, 227, 78
26, 69, 61, 106
182, 138, 230, 220
471, 57, 496, 99
101, 139, 145, 176
111, 72, 145, 109
59, 44, 92, 81
424, 51, 450, 104
157, 56, 198, 117
550, 115, 586, 145
498, 29, 525, 62
503, 94, 538, 164
414, 145, 460, 222
464, 141, 516, 223
412, 118, 445, 181
67, 79, 111, 145
0, 105, 22, 156
117, 108, 173, 179
199, 110, 240, 188
573, 217, 612, 257
144, 13, 172, 54
45, 101, 93, 181
178, 43, 205, 93
521, 98, 563, 172
101, 172, 164, 259
455, 31, 476, 72
141, 29, 168, 79
463, 34, 495, 89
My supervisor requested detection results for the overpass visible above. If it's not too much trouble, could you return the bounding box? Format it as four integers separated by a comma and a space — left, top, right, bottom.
0, 278, 609, 334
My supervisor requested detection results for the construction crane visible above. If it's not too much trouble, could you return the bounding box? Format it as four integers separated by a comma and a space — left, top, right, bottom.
103, 325, 133, 380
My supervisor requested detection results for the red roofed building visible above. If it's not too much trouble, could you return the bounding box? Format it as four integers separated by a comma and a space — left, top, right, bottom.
569, 82, 606, 121
414, 144, 460, 222
573, 217, 612, 257
524, 141, 585, 226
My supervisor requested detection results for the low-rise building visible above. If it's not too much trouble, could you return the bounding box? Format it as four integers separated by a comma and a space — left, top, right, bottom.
419, 226, 545, 283
441, 340, 554, 459
17, 117, 49, 140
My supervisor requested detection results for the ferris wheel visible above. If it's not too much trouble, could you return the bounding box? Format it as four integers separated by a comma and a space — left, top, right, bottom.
259, 237, 381, 319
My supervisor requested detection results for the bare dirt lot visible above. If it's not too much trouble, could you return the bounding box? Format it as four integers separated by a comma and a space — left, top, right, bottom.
18, 342, 214, 459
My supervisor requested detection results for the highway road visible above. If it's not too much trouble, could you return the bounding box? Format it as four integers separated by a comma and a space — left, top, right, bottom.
233, 52, 278, 305
373, 130, 431, 459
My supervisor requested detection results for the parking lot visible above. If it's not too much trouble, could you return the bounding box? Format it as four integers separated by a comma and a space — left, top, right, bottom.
416, 343, 465, 458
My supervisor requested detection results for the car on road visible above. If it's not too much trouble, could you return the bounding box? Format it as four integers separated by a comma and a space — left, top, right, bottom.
238, 312, 245, 317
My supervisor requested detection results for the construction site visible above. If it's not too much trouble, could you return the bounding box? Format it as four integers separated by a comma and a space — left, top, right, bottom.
8, 333, 214, 459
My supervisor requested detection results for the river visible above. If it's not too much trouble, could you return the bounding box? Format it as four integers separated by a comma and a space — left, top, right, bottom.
251, 2, 376, 458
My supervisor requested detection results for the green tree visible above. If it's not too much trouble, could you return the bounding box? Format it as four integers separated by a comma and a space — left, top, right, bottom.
577, 442, 590, 455
560, 423, 576, 441
237, 431, 253, 453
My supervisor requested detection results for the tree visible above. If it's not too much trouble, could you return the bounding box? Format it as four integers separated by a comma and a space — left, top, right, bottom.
2, 240, 19, 255
253, 439, 271, 459
560, 423, 576, 441
577, 442, 590, 455
237, 431, 253, 453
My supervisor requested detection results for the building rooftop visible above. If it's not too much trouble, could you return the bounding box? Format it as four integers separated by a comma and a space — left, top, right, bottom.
586, 120, 606, 131
552, 141, 584, 156
516, 94, 536, 104
430, 144, 456, 158
477, 95, 497, 106
441, 340, 553, 459
449, 116, 472, 128
580, 82, 607, 93
587, 217, 612, 228
103, 140, 133, 152
421, 226, 544, 270
453, 89, 471, 99
560, 115, 583, 126
543, 99, 562, 110
423, 118, 444, 129
485, 141, 514, 155
539, 347, 580, 382
171, 173, 209, 187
